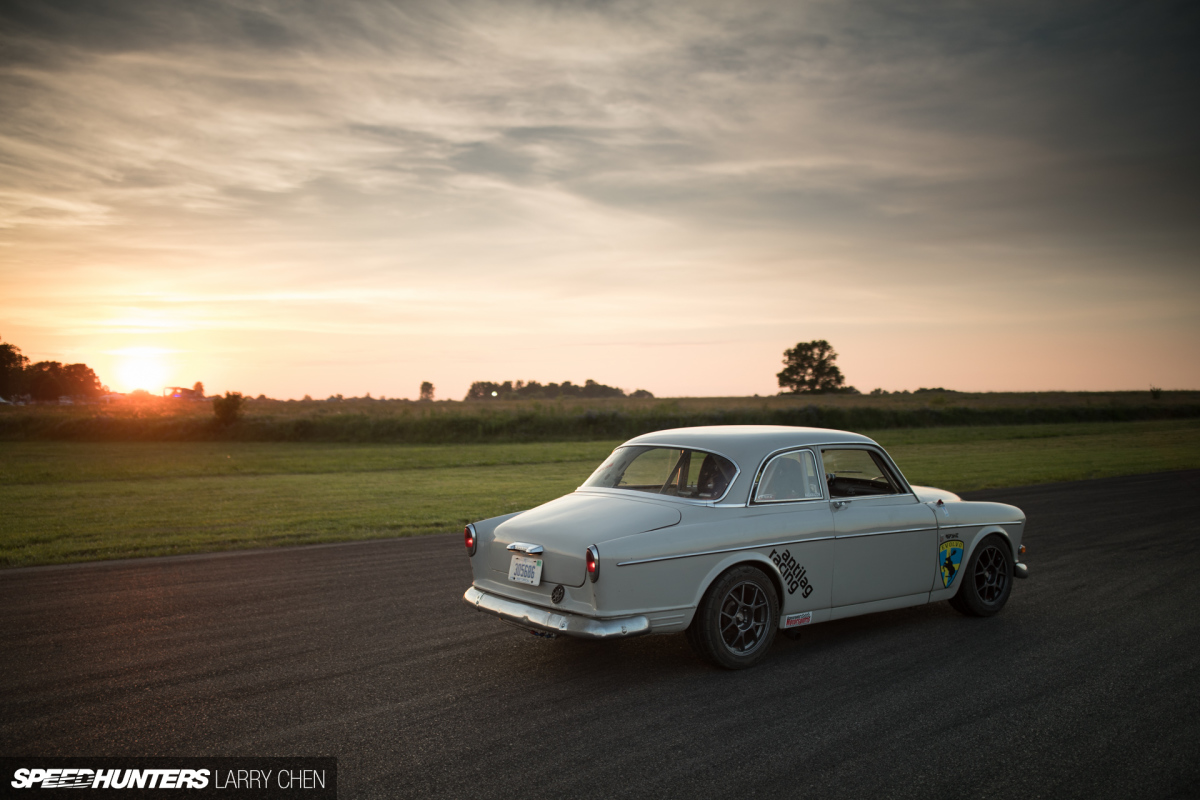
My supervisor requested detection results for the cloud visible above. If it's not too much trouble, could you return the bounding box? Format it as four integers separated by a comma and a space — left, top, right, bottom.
1, 0, 1197, 394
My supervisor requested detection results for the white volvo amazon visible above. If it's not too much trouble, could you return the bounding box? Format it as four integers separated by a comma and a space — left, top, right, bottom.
463, 425, 1028, 669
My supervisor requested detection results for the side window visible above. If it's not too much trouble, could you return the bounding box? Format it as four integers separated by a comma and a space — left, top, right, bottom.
822, 449, 901, 498
754, 450, 822, 502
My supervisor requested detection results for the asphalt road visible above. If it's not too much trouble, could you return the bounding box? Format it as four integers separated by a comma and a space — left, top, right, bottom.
3, 470, 1199, 799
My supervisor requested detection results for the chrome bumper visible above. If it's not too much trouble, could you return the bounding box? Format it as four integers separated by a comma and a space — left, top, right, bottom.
1014, 562, 1029, 579
463, 586, 651, 639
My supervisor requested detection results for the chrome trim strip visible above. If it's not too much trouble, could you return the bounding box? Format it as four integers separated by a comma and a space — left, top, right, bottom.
836, 526, 936, 540
464, 586, 650, 639
938, 521, 1024, 529
617, 524, 940, 566
617, 535, 837, 566
506, 542, 544, 555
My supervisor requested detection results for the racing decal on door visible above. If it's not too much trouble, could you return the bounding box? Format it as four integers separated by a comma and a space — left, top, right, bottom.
769, 548, 813, 597
939, 540, 964, 588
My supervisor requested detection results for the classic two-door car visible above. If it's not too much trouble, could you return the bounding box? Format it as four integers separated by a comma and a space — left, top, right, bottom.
463, 425, 1028, 669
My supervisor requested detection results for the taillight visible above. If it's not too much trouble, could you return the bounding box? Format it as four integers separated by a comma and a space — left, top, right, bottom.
586, 545, 599, 582
464, 524, 477, 557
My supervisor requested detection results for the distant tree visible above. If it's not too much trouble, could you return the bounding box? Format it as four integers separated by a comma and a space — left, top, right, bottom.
465, 379, 629, 400
59, 363, 103, 398
212, 391, 245, 425
419, 381, 435, 402
193, 381, 205, 397
13, 357, 103, 402
580, 379, 625, 398
464, 380, 508, 400
0, 337, 30, 400
630, 389, 654, 399
777, 340, 846, 394
28, 367, 64, 402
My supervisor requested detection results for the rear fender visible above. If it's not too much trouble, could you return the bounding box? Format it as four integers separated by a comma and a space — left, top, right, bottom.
467, 511, 526, 581
690, 552, 786, 616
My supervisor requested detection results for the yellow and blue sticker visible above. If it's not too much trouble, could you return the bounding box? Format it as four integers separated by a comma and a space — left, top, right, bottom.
940, 540, 965, 588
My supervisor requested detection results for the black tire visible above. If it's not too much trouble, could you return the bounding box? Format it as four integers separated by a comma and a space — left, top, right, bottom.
686, 566, 779, 670
949, 534, 1014, 617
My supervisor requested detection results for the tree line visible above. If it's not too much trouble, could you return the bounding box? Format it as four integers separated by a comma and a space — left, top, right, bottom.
464, 379, 653, 401
0, 337, 105, 403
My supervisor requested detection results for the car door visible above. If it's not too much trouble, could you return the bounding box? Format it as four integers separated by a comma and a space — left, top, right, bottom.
822, 447, 938, 608
747, 448, 836, 614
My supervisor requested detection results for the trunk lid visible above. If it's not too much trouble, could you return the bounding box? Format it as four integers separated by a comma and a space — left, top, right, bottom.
488, 492, 682, 587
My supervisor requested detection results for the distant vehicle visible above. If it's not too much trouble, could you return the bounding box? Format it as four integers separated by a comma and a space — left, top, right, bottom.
163, 387, 203, 400
463, 425, 1028, 669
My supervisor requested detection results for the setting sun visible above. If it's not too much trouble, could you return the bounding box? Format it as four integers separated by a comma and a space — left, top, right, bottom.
113, 348, 170, 394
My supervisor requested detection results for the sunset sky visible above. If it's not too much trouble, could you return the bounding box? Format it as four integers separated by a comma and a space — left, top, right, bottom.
2, 0, 1197, 399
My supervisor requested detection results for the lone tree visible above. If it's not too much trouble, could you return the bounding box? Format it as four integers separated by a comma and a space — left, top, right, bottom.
419, 381, 434, 402
777, 339, 846, 393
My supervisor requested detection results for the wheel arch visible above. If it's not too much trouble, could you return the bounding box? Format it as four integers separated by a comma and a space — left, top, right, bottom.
965, 525, 1015, 562
941, 526, 1013, 598
690, 552, 786, 612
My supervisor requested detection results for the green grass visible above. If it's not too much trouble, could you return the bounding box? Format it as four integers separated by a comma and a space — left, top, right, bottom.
3, 419, 1198, 567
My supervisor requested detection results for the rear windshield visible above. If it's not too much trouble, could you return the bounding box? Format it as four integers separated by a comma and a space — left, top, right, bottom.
582, 446, 738, 500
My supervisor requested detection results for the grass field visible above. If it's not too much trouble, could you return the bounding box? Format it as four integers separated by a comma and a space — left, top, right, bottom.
3, 418, 1199, 568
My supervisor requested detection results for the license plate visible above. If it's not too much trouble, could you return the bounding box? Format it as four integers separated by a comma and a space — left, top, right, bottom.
508, 555, 543, 586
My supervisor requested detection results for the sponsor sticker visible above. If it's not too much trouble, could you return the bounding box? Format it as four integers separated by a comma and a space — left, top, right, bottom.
939, 540, 965, 588
784, 612, 813, 628
769, 548, 814, 597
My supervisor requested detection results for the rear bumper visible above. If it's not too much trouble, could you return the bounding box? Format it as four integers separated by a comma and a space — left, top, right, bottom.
463, 586, 651, 639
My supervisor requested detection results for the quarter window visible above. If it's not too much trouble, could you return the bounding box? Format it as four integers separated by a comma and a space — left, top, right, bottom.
754, 450, 822, 503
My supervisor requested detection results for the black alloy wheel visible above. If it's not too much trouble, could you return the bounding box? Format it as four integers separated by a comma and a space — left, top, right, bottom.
720, 581, 771, 655
687, 566, 779, 669
949, 534, 1014, 617
973, 543, 1009, 605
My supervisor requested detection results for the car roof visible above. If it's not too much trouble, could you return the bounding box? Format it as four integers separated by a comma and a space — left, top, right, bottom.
622, 425, 878, 468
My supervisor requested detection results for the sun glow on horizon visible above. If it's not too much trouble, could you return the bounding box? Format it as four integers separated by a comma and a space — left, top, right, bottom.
111, 347, 172, 394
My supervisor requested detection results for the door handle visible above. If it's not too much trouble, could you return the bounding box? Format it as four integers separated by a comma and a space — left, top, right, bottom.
832, 500, 849, 510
